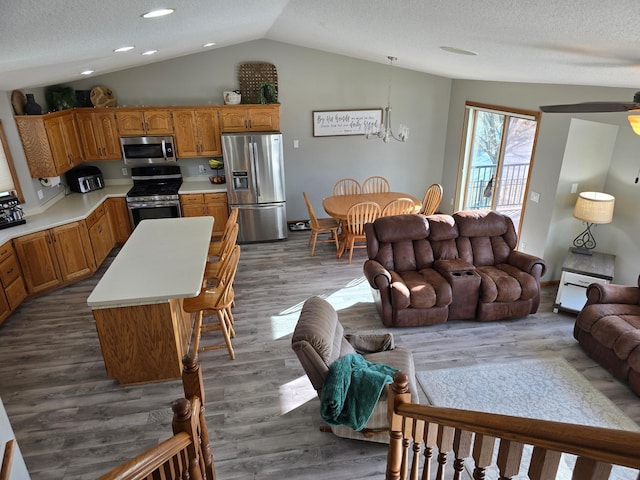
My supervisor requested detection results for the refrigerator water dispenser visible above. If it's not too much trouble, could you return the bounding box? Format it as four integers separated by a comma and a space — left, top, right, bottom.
232, 171, 249, 190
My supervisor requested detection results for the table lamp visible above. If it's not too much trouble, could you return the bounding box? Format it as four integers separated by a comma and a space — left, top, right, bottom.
571, 191, 615, 255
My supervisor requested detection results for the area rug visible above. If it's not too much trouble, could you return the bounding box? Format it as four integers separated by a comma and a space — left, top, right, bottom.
416, 357, 639, 479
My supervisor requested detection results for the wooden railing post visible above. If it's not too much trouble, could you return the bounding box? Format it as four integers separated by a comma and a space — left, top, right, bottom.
182, 354, 215, 480
172, 397, 203, 480
386, 372, 411, 480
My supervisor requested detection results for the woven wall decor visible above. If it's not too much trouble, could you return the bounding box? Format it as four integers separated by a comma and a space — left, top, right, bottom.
238, 62, 278, 104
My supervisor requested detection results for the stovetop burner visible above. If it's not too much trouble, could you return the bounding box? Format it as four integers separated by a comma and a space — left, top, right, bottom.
126, 164, 182, 203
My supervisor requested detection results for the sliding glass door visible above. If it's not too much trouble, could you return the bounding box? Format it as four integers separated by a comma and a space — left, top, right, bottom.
457, 103, 540, 234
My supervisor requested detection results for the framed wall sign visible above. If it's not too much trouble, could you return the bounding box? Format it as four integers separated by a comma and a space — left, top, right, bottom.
312, 109, 382, 137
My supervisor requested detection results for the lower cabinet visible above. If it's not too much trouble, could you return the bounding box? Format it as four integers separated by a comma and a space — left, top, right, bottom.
0, 242, 27, 325
105, 197, 132, 245
14, 221, 96, 295
180, 193, 228, 236
86, 203, 115, 266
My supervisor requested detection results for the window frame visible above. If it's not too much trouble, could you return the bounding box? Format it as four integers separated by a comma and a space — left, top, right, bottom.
0, 120, 24, 203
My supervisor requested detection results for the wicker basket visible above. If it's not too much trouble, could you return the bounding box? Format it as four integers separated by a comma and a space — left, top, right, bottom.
238, 62, 278, 104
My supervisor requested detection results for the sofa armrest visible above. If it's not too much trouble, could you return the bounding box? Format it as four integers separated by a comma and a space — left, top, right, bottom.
363, 260, 392, 290
345, 332, 394, 353
508, 250, 547, 277
585, 283, 640, 306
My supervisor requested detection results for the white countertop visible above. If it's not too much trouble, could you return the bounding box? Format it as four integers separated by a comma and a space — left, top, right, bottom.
87, 216, 214, 309
0, 181, 226, 246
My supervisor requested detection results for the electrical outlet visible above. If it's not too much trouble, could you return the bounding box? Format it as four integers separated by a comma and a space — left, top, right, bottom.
37, 189, 44, 200
198, 165, 206, 173
122, 168, 128, 176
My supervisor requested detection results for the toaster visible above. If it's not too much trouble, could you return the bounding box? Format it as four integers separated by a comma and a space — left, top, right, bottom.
65, 166, 104, 193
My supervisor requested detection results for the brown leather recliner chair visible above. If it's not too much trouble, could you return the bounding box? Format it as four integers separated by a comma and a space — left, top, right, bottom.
291, 296, 418, 443
453, 210, 546, 321
574, 279, 640, 396
363, 211, 546, 327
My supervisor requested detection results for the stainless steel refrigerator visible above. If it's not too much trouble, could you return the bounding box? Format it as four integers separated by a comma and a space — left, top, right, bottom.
222, 132, 287, 242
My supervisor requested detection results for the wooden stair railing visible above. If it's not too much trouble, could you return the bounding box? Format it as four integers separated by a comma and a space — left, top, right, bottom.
386, 372, 640, 480
98, 355, 216, 480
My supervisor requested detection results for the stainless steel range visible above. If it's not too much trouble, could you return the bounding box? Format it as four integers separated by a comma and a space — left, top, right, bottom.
126, 165, 183, 227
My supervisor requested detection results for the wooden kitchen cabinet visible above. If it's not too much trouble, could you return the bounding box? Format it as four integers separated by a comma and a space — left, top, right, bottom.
105, 197, 132, 245
0, 242, 27, 325
15, 110, 83, 178
86, 203, 115, 266
219, 105, 280, 132
172, 108, 221, 157
14, 221, 96, 295
116, 108, 174, 136
75, 109, 122, 160
180, 192, 228, 236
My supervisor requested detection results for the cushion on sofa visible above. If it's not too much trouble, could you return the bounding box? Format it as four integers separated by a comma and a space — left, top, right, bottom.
427, 215, 459, 260
390, 269, 452, 309
454, 210, 516, 266
373, 214, 429, 243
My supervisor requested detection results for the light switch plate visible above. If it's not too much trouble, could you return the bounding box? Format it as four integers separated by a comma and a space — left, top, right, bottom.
530, 191, 540, 203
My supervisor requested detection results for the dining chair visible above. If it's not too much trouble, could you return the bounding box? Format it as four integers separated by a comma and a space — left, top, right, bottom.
183, 245, 241, 359
303, 192, 340, 257
333, 178, 361, 195
381, 197, 417, 216
362, 175, 390, 193
344, 201, 381, 263
419, 183, 443, 215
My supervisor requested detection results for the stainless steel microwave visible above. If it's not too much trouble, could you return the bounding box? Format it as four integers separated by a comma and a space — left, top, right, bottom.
120, 136, 176, 165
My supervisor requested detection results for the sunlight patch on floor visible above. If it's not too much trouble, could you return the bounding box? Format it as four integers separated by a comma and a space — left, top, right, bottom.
278, 375, 316, 415
269, 276, 369, 340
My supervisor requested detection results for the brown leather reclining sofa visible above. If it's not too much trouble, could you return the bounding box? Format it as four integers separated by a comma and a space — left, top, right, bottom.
574, 280, 640, 396
363, 210, 546, 327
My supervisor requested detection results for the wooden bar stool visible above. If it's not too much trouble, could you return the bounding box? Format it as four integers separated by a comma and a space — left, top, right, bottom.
204, 223, 238, 286
183, 245, 241, 359
209, 207, 238, 258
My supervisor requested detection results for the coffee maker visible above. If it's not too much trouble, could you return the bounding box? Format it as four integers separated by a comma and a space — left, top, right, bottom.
0, 195, 25, 229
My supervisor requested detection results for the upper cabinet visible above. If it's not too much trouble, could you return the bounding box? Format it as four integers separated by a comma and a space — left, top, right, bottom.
172, 108, 221, 157
116, 108, 174, 136
15, 110, 83, 178
219, 105, 280, 132
75, 109, 122, 160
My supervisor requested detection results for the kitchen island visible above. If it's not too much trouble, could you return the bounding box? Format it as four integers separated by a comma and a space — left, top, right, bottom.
87, 216, 214, 384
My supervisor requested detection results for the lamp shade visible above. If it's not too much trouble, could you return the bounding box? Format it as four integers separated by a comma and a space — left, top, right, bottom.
573, 191, 615, 224
629, 115, 640, 135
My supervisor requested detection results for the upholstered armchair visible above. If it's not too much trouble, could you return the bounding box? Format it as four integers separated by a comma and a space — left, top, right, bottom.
291, 296, 417, 443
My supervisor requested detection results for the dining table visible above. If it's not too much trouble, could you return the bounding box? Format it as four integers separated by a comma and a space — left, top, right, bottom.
322, 191, 421, 257
322, 191, 421, 220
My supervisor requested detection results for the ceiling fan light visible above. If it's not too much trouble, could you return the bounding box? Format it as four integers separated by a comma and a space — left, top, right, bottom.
628, 115, 640, 135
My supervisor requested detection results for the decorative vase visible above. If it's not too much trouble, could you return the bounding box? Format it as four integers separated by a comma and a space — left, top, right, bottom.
24, 94, 42, 115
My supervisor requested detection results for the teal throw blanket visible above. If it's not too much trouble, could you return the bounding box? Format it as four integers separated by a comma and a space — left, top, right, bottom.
320, 353, 397, 431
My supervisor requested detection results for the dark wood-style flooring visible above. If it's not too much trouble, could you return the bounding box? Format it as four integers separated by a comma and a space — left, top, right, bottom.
0, 230, 638, 479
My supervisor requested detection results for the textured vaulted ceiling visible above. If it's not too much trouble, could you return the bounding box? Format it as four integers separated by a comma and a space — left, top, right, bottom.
2, 0, 640, 92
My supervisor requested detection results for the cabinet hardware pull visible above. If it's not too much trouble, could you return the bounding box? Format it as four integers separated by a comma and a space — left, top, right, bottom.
7, 268, 13, 274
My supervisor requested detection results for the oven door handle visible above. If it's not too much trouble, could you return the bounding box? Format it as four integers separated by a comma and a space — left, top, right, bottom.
128, 200, 180, 208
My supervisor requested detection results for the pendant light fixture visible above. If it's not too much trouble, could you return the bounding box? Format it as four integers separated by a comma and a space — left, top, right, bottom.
365, 56, 409, 143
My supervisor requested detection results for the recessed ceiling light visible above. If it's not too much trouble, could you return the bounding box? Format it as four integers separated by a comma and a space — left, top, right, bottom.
203, 42, 216, 48
142, 50, 158, 56
440, 46, 478, 56
141, 8, 175, 18
114, 46, 135, 53
80, 70, 94, 75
